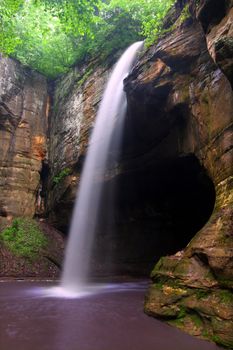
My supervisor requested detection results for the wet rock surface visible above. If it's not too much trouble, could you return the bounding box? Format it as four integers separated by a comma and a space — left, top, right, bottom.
46, 7, 233, 345
0, 0, 232, 346
47, 61, 111, 230
122, 0, 233, 346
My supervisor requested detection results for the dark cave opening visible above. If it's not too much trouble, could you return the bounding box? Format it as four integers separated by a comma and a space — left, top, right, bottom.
35, 160, 49, 217
95, 153, 216, 276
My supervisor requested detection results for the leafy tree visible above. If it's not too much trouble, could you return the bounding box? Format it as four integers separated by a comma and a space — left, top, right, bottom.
40, 0, 100, 37
0, 0, 101, 77
0, 0, 175, 78
0, 0, 24, 54
76, 6, 142, 62
12, 1, 79, 77
103, 0, 175, 45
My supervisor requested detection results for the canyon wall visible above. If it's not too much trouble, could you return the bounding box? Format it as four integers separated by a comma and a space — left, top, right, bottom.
123, 0, 232, 347
47, 61, 111, 231
0, 56, 64, 278
0, 55, 48, 228
0, 0, 232, 345
47, 0, 233, 345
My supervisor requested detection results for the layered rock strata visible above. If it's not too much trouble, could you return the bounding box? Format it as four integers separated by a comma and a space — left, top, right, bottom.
29, 0, 233, 343
122, 0, 233, 347
0, 55, 49, 228
47, 61, 111, 230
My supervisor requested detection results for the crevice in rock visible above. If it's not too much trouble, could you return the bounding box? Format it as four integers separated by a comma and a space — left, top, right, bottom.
35, 160, 49, 217
44, 255, 61, 269
193, 252, 210, 266
197, 0, 229, 33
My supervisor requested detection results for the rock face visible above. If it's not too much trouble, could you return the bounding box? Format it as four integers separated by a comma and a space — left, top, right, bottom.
122, 0, 233, 347
47, 2, 233, 313
1, 0, 230, 343
0, 55, 49, 229
47, 61, 111, 231
47, 53, 203, 276
0, 56, 65, 278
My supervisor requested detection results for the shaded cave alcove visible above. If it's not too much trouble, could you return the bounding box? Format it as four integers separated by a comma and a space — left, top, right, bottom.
92, 154, 216, 277
35, 160, 50, 217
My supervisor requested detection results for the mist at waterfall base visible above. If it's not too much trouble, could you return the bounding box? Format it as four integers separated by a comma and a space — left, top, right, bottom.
0, 43, 225, 350
48, 41, 144, 298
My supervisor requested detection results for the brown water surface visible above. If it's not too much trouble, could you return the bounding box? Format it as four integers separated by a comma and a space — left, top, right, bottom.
0, 281, 222, 350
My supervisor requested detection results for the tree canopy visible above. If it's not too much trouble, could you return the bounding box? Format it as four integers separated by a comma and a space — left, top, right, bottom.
0, 0, 175, 79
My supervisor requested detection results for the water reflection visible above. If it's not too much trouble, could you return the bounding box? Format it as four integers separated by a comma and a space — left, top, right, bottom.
0, 281, 222, 350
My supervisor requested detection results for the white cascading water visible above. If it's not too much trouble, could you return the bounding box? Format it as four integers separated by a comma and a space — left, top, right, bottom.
60, 41, 144, 295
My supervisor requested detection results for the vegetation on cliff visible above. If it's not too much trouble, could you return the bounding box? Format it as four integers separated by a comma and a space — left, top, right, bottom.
0, 0, 175, 78
0, 218, 47, 260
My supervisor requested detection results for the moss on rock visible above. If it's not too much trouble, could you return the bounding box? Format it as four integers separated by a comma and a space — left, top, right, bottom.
0, 218, 47, 260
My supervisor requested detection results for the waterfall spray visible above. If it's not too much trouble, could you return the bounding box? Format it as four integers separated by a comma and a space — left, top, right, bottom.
61, 41, 144, 294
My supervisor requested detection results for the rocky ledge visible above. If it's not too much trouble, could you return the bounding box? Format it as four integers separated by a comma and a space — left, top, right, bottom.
123, 0, 233, 347
0, 0, 232, 345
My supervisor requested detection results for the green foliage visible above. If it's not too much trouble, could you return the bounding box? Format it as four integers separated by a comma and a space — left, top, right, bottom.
190, 313, 203, 328
177, 4, 191, 25
13, 2, 79, 77
0, 0, 24, 54
0, 0, 175, 78
0, 218, 47, 259
168, 317, 184, 327
177, 305, 186, 319
196, 289, 210, 300
105, 0, 175, 46
211, 334, 233, 348
82, 6, 142, 61
52, 167, 71, 185
202, 330, 211, 338
218, 290, 233, 304
41, 0, 100, 36
77, 68, 94, 87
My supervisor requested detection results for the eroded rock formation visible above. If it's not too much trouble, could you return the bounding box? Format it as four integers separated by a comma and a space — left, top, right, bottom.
48, 0, 233, 344
122, 0, 233, 347
47, 61, 111, 231
0, 56, 64, 278
0, 0, 232, 345
0, 55, 48, 228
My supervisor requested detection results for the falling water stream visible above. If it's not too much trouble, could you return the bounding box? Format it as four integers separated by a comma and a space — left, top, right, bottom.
0, 42, 224, 350
60, 41, 144, 295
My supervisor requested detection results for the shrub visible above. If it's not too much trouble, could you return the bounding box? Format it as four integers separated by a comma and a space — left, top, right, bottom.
0, 218, 47, 260
52, 167, 71, 186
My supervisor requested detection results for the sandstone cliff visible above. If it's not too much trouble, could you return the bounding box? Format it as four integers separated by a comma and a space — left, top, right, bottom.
46, 0, 233, 346
0, 0, 232, 345
0, 56, 64, 278
123, 0, 232, 347
47, 61, 111, 231
0, 55, 48, 228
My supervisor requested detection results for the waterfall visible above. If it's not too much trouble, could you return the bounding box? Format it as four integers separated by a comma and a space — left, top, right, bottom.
61, 41, 144, 293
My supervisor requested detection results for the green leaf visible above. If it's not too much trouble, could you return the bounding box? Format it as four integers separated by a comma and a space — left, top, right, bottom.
0, 0, 175, 78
